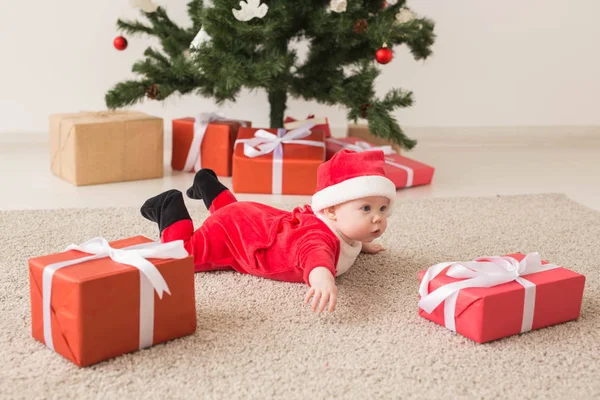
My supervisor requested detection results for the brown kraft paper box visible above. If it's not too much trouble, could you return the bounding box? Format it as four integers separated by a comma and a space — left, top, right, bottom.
49, 110, 164, 186
347, 123, 402, 154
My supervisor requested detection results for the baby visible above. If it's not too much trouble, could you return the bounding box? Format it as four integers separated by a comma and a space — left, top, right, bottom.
140, 149, 396, 312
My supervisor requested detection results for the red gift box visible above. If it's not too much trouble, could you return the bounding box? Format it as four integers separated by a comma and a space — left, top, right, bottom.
325, 137, 434, 189
417, 253, 585, 343
28, 236, 196, 366
284, 115, 331, 138
171, 115, 251, 176
232, 125, 325, 195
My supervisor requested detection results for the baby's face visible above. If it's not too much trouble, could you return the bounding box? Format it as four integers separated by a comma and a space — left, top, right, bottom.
328, 196, 390, 243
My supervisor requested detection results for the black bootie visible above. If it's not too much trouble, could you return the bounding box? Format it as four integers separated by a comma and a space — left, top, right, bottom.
186, 169, 228, 210
140, 189, 191, 235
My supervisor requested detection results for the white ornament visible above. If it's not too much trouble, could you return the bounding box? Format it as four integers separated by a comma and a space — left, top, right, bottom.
386, 0, 398, 5
129, 0, 160, 13
329, 0, 347, 13
395, 8, 417, 24
232, 0, 268, 22
190, 27, 211, 49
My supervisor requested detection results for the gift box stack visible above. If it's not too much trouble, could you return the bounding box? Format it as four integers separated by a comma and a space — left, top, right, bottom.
49, 109, 434, 194
171, 113, 435, 196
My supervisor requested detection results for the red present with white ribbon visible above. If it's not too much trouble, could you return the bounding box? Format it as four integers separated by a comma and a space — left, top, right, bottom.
28, 236, 196, 366
284, 115, 331, 138
417, 252, 585, 343
171, 112, 251, 176
232, 122, 326, 195
326, 137, 434, 189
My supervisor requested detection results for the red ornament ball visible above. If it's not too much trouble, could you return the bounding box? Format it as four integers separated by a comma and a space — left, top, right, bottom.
375, 45, 393, 64
113, 36, 128, 51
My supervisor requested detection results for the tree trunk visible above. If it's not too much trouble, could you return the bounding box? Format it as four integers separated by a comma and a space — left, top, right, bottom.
268, 88, 287, 129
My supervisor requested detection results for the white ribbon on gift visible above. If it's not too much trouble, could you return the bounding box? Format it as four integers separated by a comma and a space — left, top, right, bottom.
418, 252, 560, 333
42, 237, 189, 351
326, 138, 414, 187
182, 112, 249, 172
234, 122, 325, 194
283, 116, 328, 130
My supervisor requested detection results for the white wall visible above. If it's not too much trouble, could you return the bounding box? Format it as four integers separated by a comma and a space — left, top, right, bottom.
1, 0, 599, 135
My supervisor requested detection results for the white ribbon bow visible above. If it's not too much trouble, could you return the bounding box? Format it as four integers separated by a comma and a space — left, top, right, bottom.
183, 112, 248, 172
241, 122, 319, 158
326, 138, 414, 187
42, 237, 189, 351
283, 116, 328, 130
418, 252, 560, 333
235, 122, 325, 194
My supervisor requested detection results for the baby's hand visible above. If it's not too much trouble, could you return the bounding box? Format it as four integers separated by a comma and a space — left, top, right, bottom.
361, 242, 385, 254
305, 267, 338, 312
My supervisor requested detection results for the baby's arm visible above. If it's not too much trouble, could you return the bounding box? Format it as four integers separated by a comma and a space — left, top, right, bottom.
361, 242, 386, 254
297, 233, 339, 313
304, 267, 337, 312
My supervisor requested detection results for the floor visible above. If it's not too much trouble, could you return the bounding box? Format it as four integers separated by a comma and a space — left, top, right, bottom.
1, 128, 599, 211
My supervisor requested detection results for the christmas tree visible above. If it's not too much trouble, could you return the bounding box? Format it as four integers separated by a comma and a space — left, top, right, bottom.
105, 0, 435, 150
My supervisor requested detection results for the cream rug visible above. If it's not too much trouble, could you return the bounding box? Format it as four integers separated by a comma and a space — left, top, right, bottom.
1, 194, 599, 399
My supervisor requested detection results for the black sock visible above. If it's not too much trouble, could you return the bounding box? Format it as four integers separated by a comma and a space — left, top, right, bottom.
186, 169, 228, 210
140, 189, 191, 234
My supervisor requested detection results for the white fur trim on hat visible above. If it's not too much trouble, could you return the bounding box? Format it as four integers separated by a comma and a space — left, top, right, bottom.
311, 175, 396, 213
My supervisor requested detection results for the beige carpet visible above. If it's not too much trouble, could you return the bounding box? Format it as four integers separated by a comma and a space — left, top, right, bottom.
1, 194, 599, 399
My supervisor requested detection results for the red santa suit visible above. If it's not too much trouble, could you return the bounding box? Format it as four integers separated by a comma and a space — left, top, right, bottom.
161, 149, 397, 285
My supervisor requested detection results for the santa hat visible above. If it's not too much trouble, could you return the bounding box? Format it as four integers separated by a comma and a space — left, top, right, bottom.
311, 149, 397, 213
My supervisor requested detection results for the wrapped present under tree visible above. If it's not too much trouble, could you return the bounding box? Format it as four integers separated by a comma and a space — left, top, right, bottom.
49, 111, 163, 186
232, 123, 325, 195
326, 137, 434, 189
171, 112, 251, 176
284, 115, 331, 138
348, 123, 403, 154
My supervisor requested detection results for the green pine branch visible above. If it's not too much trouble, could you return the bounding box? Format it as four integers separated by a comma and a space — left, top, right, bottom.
105, 81, 150, 108
187, 0, 204, 29
346, 88, 417, 150
116, 19, 154, 36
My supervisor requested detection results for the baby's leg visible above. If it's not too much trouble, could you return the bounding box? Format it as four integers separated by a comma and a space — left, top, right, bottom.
186, 169, 238, 213
141, 189, 233, 272
140, 189, 194, 252
181, 222, 236, 273
206, 190, 237, 213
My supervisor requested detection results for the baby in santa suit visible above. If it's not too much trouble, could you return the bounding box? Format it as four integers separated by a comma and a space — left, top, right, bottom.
140, 149, 396, 312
